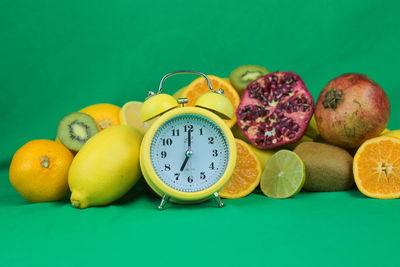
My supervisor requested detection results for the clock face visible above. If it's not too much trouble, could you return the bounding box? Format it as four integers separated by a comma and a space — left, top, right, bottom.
150, 113, 230, 192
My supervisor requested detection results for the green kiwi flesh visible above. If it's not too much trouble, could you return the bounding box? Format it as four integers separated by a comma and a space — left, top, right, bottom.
57, 112, 99, 151
293, 142, 354, 192
229, 65, 270, 93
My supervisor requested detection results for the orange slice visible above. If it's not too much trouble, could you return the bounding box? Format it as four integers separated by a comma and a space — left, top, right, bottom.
181, 75, 240, 128
354, 136, 400, 199
219, 139, 261, 199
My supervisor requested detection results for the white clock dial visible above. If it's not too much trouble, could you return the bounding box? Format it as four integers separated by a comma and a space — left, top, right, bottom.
150, 114, 230, 192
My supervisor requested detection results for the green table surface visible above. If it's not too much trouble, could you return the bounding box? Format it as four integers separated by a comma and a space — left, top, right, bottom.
1, 0, 400, 266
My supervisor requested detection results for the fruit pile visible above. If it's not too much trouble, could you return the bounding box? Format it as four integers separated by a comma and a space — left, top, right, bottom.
8, 65, 400, 209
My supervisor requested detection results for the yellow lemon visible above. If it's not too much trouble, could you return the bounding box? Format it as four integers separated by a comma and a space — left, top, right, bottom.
119, 101, 157, 136
68, 125, 141, 208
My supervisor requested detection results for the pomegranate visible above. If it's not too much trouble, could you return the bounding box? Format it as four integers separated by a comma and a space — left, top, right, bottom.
236, 71, 314, 148
315, 73, 390, 148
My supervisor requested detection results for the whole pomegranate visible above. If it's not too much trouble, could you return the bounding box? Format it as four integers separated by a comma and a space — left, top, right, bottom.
315, 73, 390, 148
236, 71, 314, 148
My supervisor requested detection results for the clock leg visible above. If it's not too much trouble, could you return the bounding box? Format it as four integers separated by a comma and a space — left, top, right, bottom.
158, 194, 170, 210
212, 192, 224, 208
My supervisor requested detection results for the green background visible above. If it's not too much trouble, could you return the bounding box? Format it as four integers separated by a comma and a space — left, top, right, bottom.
1, 0, 400, 266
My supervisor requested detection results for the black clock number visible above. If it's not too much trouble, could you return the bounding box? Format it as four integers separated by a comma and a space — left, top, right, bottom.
209, 162, 215, 170
172, 129, 180, 136
184, 125, 194, 132
161, 151, 167, 158
164, 164, 171, 171
187, 175, 193, 183
208, 137, 214, 144
199, 128, 203, 135
200, 172, 206, 179
212, 149, 218, 157
174, 173, 180, 180
162, 138, 172, 146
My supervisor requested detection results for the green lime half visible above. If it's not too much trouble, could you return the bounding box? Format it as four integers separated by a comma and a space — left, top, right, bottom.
260, 150, 305, 199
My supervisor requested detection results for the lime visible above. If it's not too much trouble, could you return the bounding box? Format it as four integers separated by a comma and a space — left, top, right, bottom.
260, 150, 305, 199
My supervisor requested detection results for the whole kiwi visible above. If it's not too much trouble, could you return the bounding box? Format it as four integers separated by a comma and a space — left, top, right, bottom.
293, 142, 354, 191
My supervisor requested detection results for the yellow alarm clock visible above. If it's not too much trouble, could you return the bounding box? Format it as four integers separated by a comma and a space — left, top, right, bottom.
140, 71, 237, 209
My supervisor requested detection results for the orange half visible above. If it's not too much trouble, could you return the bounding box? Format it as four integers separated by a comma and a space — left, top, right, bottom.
181, 75, 240, 128
354, 136, 400, 199
219, 139, 261, 199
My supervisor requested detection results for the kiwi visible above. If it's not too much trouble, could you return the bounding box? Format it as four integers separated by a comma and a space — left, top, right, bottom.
57, 112, 99, 152
293, 142, 354, 192
229, 65, 269, 94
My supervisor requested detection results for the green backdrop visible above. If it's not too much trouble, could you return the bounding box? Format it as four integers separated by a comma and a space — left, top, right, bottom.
1, 0, 400, 266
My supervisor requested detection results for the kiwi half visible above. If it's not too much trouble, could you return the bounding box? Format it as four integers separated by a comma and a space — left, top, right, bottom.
57, 112, 99, 151
229, 65, 270, 94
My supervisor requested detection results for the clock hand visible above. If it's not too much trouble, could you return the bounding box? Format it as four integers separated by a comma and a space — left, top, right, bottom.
180, 150, 192, 171
188, 129, 192, 149
180, 156, 189, 171
180, 129, 193, 172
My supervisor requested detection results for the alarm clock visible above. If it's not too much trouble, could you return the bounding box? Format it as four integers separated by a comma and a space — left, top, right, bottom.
139, 71, 237, 209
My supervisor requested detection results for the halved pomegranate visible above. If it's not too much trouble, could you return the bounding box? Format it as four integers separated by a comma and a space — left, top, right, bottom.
236, 71, 314, 148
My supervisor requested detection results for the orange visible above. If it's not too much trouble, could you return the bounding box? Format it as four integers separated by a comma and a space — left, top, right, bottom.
181, 75, 240, 128
9, 139, 74, 202
219, 139, 261, 199
353, 136, 400, 199
173, 79, 231, 99
80, 103, 120, 130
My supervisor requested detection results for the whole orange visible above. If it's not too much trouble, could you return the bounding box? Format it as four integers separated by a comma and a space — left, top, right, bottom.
80, 103, 121, 130
9, 139, 74, 202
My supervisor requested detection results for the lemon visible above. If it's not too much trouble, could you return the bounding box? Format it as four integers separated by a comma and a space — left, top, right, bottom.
260, 150, 305, 199
173, 87, 186, 99
68, 125, 142, 208
380, 128, 390, 135
304, 115, 319, 139
382, 129, 400, 139
250, 146, 276, 168
119, 101, 157, 136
